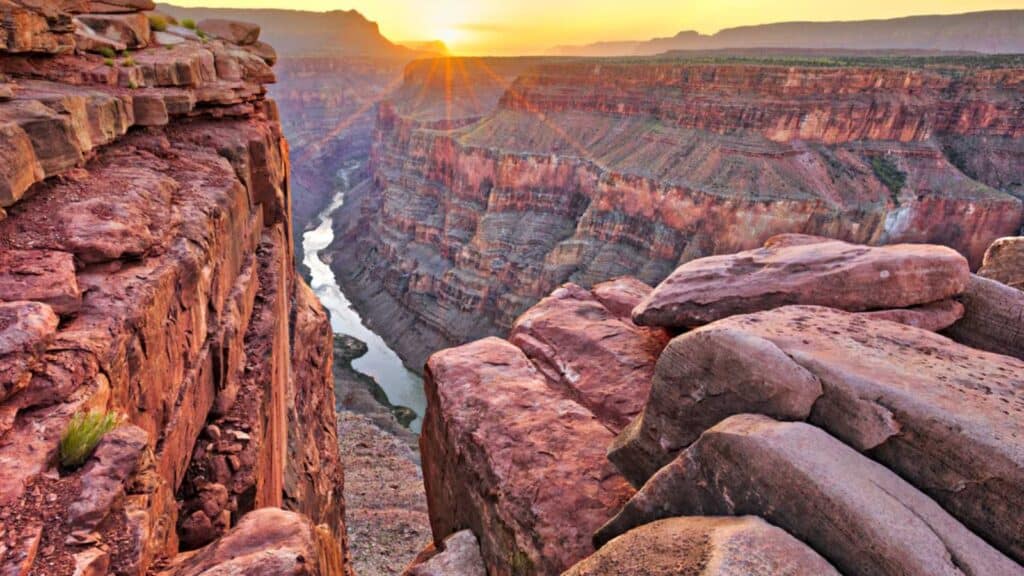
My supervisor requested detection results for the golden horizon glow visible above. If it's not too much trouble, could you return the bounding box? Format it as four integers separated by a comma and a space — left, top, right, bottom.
168, 0, 1024, 56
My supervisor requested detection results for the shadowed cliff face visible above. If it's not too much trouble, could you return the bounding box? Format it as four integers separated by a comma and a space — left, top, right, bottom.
329, 55, 1024, 368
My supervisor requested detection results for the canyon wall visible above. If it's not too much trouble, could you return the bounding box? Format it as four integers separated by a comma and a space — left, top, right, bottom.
331, 56, 1024, 368
0, 2, 348, 573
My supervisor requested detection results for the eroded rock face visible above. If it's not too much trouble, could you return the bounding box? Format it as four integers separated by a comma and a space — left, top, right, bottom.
610, 305, 1024, 563
508, 282, 669, 432
421, 337, 634, 575
0, 3, 347, 573
331, 57, 1024, 365
600, 415, 1021, 576
566, 516, 840, 576
632, 237, 970, 328
979, 236, 1024, 291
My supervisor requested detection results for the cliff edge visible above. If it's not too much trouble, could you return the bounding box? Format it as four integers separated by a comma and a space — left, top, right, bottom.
0, 1, 348, 573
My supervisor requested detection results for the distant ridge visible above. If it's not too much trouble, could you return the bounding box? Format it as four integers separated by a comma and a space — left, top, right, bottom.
158, 4, 444, 58
550, 10, 1024, 57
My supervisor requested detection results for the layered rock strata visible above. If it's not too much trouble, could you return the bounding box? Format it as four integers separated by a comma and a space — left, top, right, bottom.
332, 56, 1024, 368
0, 2, 348, 573
419, 238, 1024, 574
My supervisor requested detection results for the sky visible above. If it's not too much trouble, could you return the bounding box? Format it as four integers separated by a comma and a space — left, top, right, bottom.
170, 0, 1024, 55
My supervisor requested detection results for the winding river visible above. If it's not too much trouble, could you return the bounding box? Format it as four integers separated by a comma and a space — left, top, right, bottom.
301, 175, 427, 431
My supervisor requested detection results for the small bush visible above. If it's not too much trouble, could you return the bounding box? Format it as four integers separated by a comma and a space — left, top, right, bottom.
103, 57, 115, 67
98, 46, 116, 59
122, 54, 136, 67
128, 79, 139, 89
871, 155, 906, 199
59, 410, 121, 470
181, 18, 196, 30
148, 13, 168, 32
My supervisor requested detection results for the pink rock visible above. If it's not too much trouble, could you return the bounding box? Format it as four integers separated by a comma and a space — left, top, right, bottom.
0, 249, 82, 314
509, 283, 668, 432
421, 337, 635, 575
590, 276, 656, 319
0, 301, 58, 402
946, 274, 1024, 361
856, 298, 964, 331
196, 18, 260, 45
405, 530, 485, 576
633, 238, 970, 328
979, 236, 1024, 291
164, 508, 345, 575
68, 424, 148, 531
568, 516, 839, 576
601, 415, 1021, 576
611, 305, 1024, 563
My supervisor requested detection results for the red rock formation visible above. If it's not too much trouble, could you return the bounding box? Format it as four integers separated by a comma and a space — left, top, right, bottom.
0, 2, 348, 573
979, 236, 1024, 290
332, 56, 1024, 366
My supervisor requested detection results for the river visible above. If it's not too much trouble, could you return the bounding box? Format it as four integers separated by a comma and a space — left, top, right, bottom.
301, 173, 427, 432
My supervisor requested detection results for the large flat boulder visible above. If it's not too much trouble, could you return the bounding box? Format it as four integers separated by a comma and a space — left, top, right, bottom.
600, 415, 1022, 576
979, 236, 1024, 291
610, 305, 1024, 563
421, 337, 635, 575
508, 283, 668, 432
161, 508, 345, 575
633, 236, 970, 328
197, 18, 259, 45
567, 516, 839, 576
946, 274, 1024, 360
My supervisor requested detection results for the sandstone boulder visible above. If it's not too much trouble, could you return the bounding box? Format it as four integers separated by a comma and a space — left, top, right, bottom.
0, 301, 58, 402
600, 415, 1022, 576
68, 424, 148, 531
610, 305, 1024, 563
632, 237, 970, 328
161, 508, 345, 575
76, 13, 150, 48
405, 530, 486, 576
946, 274, 1024, 361
421, 337, 635, 575
979, 236, 1024, 290
856, 298, 964, 331
0, 249, 82, 314
590, 277, 655, 319
196, 18, 259, 45
509, 283, 668, 432
244, 40, 276, 65
567, 516, 839, 576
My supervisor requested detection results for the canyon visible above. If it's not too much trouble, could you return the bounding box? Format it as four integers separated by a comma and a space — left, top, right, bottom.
329, 54, 1024, 368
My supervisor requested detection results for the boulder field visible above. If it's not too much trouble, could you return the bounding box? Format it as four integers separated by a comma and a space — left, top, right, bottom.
0, 2, 350, 574
412, 234, 1024, 575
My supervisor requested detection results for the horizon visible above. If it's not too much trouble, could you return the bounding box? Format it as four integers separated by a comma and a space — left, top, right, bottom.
164, 0, 1024, 56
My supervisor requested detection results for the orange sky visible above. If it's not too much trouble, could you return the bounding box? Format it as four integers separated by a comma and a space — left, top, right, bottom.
170, 0, 1024, 55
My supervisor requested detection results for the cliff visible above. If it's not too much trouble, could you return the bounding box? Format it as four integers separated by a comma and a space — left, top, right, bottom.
330, 55, 1024, 368
410, 235, 1024, 575
0, 1, 348, 573
550, 10, 1024, 56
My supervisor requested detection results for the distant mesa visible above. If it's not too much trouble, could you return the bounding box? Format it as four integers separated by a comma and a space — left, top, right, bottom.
157, 3, 447, 58
550, 10, 1024, 56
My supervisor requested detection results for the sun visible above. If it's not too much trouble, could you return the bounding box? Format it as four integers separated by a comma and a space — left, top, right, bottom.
438, 28, 460, 51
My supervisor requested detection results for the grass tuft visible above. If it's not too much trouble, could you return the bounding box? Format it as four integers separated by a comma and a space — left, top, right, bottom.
98, 46, 116, 59
181, 18, 196, 30
148, 14, 168, 32
59, 410, 121, 470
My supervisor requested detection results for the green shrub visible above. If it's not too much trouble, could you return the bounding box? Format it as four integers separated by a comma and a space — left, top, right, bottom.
103, 57, 115, 67
98, 46, 116, 59
128, 79, 139, 89
148, 13, 168, 32
181, 18, 196, 30
871, 155, 906, 200
59, 410, 121, 470
122, 54, 136, 67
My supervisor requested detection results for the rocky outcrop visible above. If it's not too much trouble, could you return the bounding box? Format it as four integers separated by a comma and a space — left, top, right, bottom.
632, 235, 969, 328
566, 516, 839, 576
600, 415, 1021, 576
403, 530, 486, 576
0, 2, 347, 573
979, 236, 1024, 290
331, 55, 1024, 368
945, 274, 1024, 361
418, 238, 1024, 574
